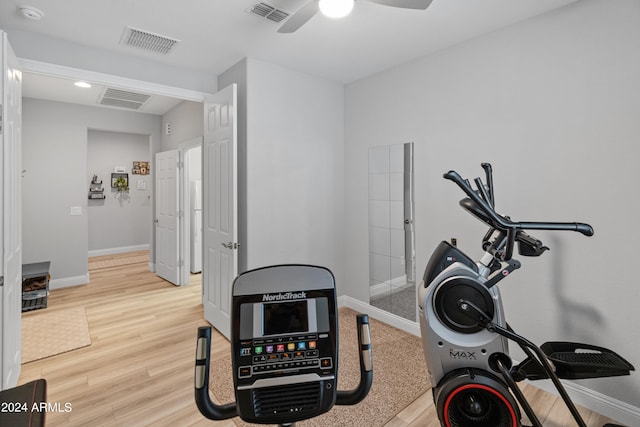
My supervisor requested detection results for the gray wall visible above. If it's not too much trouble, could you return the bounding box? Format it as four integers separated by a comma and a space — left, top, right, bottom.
87, 130, 151, 253
218, 58, 345, 288
161, 100, 204, 150
345, 0, 639, 410
22, 98, 161, 286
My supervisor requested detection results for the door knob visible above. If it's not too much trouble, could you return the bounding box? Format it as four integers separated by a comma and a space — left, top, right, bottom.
221, 242, 240, 249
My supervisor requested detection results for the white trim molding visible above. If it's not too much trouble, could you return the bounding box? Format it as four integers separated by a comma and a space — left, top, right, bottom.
529, 377, 640, 427
19, 58, 210, 102
49, 274, 89, 290
88, 244, 150, 257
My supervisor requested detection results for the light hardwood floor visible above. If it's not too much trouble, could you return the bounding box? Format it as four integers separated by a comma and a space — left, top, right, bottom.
18, 252, 621, 426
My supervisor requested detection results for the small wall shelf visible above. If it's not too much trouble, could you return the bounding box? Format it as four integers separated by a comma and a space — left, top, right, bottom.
89, 174, 106, 199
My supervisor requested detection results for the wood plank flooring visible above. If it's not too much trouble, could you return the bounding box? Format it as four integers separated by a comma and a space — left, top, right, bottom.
18, 252, 620, 426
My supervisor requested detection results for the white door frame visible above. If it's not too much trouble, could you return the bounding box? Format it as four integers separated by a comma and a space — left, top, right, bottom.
178, 137, 203, 286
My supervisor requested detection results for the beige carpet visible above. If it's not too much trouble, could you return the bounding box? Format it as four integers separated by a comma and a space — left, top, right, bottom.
209, 307, 430, 426
22, 307, 92, 364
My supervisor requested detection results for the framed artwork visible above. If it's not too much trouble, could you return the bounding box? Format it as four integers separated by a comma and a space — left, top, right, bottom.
132, 161, 150, 175
111, 173, 129, 188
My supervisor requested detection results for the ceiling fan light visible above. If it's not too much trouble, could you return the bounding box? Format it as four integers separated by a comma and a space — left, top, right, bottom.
319, 0, 354, 19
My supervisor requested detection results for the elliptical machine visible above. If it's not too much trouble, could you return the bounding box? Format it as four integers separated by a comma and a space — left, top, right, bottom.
194, 264, 373, 426
418, 163, 634, 427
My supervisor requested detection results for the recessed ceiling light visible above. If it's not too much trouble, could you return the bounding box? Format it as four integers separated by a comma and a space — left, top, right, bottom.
18, 6, 44, 21
74, 81, 92, 89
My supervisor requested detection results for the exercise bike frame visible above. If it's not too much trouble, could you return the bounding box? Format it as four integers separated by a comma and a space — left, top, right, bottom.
194, 312, 373, 426
421, 163, 633, 427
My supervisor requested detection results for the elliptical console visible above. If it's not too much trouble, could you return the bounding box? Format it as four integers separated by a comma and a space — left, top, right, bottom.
195, 264, 373, 425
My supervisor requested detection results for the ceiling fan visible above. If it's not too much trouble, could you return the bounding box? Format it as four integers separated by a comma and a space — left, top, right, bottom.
278, 0, 433, 33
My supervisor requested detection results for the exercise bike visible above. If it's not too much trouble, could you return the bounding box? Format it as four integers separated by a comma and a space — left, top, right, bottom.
418, 163, 634, 427
194, 264, 373, 426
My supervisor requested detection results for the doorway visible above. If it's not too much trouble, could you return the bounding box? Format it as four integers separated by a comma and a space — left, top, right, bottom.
368, 142, 416, 321
19, 60, 211, 286
87, 130, 152, 256
179, 139, 203, 286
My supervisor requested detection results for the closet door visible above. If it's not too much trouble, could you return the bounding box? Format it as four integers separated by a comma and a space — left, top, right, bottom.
1, 30, 23, 389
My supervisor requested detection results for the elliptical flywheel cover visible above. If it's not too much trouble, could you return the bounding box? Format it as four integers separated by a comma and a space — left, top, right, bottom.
433, 276, 495, 334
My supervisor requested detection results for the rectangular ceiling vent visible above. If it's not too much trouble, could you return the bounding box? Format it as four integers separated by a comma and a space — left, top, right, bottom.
99, 88, 151, 110
121, 26, 180, 55
248, 2, 289, 23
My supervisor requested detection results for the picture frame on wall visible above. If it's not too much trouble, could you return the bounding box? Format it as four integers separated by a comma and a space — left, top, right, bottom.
132, 161, 150, 175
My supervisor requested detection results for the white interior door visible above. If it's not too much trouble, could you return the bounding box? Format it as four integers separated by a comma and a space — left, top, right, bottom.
202, 84, 237, 339
155, 149, 180, 285
1, 31, 22, 389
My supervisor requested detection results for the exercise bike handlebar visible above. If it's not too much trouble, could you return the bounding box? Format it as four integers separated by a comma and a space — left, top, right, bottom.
443, 170, 594, 237
194, 326, 238, 420
194, 314, 374, 421
336, 314, 374, 406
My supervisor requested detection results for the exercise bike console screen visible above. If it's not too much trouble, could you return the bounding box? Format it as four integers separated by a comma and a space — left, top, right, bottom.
263, 300, 309, 336
231, 266, 338, 424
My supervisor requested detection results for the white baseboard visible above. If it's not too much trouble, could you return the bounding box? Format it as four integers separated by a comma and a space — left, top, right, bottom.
337, 295, 420, 337
49, 274, 89, 290
88, 244, 149, 257
529, 377, 640, 426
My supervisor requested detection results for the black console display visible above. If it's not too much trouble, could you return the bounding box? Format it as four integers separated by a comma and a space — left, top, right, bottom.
263, 300, 309, 336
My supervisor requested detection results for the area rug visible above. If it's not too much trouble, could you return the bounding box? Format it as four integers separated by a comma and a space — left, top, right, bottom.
209, 307, 430, 426
22, 307, 91, 364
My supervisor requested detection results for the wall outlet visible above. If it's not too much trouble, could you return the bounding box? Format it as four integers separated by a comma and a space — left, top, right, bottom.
70, 206, 82, 216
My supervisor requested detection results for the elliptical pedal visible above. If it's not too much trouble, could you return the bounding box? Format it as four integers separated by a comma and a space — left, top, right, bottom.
541, 342, 635, 380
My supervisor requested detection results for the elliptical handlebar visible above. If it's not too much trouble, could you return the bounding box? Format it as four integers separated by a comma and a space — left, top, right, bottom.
194, 314, 374, 421
443, 167, 593, 260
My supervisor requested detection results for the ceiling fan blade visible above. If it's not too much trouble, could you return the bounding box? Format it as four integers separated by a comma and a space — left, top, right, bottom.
278, 0, 320, 33
367, 0, 433, 10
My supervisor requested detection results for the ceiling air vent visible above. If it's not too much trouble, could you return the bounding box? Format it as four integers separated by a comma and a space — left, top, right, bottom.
249, 2, 290, 23
99, 88, 151, 110
121, 26, 180, 54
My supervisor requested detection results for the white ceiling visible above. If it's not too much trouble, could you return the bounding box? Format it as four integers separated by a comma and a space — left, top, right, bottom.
0, 0, 580, 115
